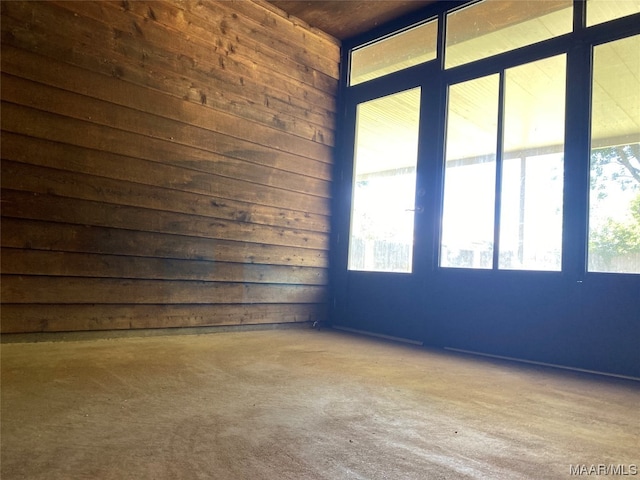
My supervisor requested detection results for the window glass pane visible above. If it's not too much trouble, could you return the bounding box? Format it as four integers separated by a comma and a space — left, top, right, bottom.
445, 0, 572, 69
348, 88, 421, 272
587, 0, 640, 26
588, 35, 640, 274
441, 75, 499, 268
499, 55, 566, 270
350, 19, 437, 86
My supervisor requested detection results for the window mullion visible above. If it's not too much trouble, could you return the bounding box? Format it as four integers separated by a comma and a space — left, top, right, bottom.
574, 0, 586, 32
492, 70, 506, 270
562, 45, 592, 277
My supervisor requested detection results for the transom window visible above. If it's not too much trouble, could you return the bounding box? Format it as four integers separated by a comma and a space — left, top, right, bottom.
349, 19, 437, 86
445, 0, 573, 69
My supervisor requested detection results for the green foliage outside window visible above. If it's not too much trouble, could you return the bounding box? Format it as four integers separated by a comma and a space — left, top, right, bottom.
589, 145, 640, 267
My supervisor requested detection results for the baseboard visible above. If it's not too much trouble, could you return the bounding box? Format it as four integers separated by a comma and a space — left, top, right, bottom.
331, 325, 424, 346
445, 347, 640, 382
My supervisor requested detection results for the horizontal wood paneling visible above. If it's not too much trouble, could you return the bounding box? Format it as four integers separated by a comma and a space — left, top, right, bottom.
1, 1, 337, 135
1, 44, 336, 148
1, 188, 328, 250
58, 1, 338, 107
0, 249, 327, 285
1, 87, 333, 190
1, 276, 326, 304
0, 304, 327, 333
1, 104, 331, 215
0, 0, 339, 333
1, 219, 328, 267
1, 70, 333, 169
0, 155, 329, 233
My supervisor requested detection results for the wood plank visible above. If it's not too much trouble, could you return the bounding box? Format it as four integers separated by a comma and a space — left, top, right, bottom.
201, 0, 339, 71
1, 275, 328, 304
0, 97, 333, 186
216, 0, 340, 61
0, 0, 336, 334
1, 155, 330, 234
0, 303, 327, 333
76, 0, 339, 109
1, 104, 332, 215
0, 218, 329, 268
1, 248, 328, 285
0, 189, 329, 251
1, 24, 335, 137
0, 2, 337, 128
59, 0, 339, 93
1, 44, 336, 147
1, 72, 334, 175
0, 71, 334, 169
267, 0, 433, 41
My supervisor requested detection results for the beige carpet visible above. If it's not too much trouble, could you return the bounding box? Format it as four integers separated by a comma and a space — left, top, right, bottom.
2, 328, 638, 479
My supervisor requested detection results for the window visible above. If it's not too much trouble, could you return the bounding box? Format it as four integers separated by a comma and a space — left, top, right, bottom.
445, 0, 572, 69
588, 34, 640, 274
499, 55, 566, 270
586, 0, 640, 26
350, 19, 437, 86
441, 75, 499, 268
344, 0, 640, 276
441, 55, 566, 270
348, 88, 421, 272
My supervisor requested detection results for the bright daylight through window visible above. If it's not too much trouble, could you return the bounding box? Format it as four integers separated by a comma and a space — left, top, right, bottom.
348, 89, 421, 273
441, 74, 499, 269
499, 55, 566, 270
587, 0, 640, 26
346, 0, 640, 275
441, 55, 566, 270
445, 0, 572, 69
350, 19, 437, 86
588, 34, 640, 274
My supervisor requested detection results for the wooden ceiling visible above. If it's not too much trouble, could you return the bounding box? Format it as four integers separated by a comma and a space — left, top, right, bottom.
268, 1, 437, 40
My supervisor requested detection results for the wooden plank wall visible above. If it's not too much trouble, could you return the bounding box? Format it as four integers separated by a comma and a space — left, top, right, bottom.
0, 0, 339, 333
